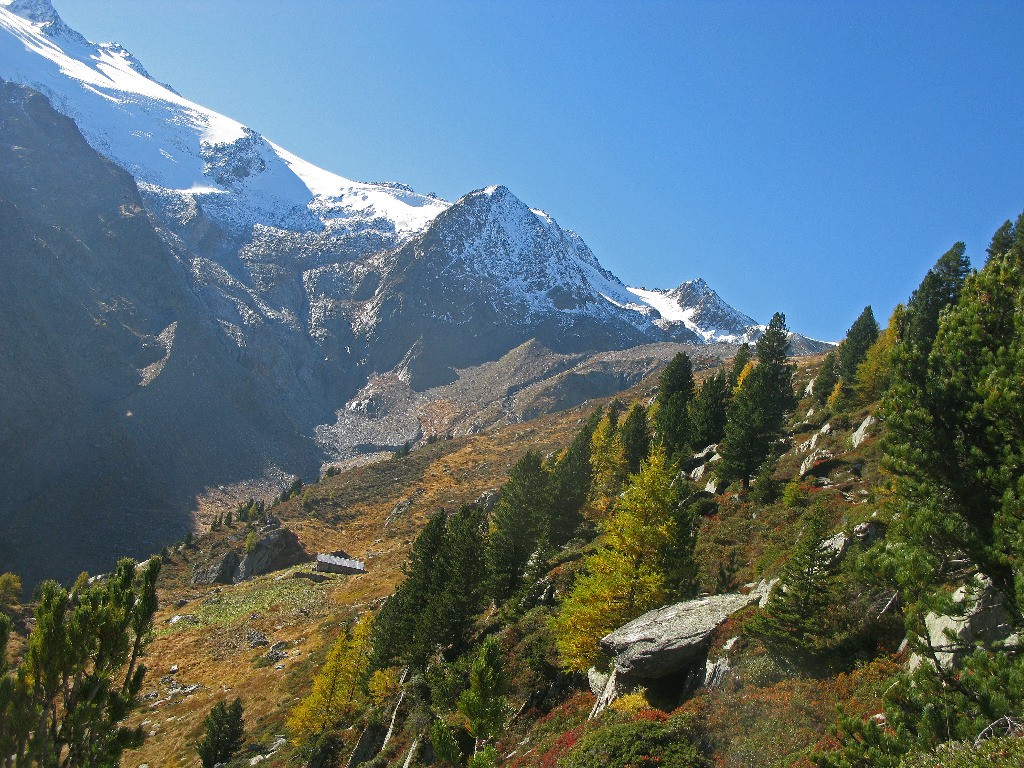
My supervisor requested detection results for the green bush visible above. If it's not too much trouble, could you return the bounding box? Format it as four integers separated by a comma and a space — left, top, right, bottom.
561, 714, 710, 768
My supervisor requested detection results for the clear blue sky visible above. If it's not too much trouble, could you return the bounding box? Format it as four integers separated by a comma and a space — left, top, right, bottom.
57, 0, 1024, 340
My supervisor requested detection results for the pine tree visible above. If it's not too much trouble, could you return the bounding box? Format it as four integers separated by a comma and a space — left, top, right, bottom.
198, 698, 245, 768
549, 410, 600, 544
755, 312, 797, 416
653, 352, 695, 459
287, 615, 373, 757
718, 313, 795, 489
880, 217, 1023, 613
458, 637, 509, 753
854, 306, 903, 402
0, 558, 161, 765
688, 371, 729, 449
747, 509, 835, 666
430, 505, 487, 646
372, 511, 449, 669
430, 718, 464, 766
487, 453, 553, 600
836, 306, 880, 382
619, 403, 652, 475
813, 350, 840, 406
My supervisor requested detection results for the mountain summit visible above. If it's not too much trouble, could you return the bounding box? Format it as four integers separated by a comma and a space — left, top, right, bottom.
0, 3, 827, 583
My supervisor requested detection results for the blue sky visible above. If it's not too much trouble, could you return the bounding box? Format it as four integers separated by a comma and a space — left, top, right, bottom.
58, 0, 1024, 340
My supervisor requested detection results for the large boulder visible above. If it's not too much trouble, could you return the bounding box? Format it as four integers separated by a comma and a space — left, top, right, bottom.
600, 592, 757, 679
192, 550, 240, 586
235, 527, 309, 582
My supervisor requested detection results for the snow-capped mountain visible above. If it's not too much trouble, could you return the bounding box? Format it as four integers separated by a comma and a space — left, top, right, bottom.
0, 0, 830, 583
0, 0, 448, 238
358, 185, 703, 388
628, 279, 762, 343
0, 0, 758, 352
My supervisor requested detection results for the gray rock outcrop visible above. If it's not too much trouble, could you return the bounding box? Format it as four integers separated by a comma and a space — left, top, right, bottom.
235, 528, 309, 582
192, 551, 240, 586
910, 575, 1018, 671
852, 414, 877, 448
600, 592, 757, 679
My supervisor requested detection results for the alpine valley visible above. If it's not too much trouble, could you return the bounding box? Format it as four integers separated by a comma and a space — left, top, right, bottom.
0, 0, 825, 584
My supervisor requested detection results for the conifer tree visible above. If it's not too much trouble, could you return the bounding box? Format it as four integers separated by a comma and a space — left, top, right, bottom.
554, 448, 688, 671
487, 453, 553, 600
688, 370, 729, 448
813, 350, 840, 406
198, 698, 245, 768
619, 402, 652, 475
854, 306, 903, 402
653, 352, 695, 459
287, 615, 374, 758
0, 558, 161, 765
458, 637, 509, 754
837, 306, 879, 382
589, 411, 627, 509
719, 313, 795, 489
880, 219, 1023, 613
549, 409, 601, 544
746, 509, 835, 665
431, 505, 487, 643
372, 511, 449, 668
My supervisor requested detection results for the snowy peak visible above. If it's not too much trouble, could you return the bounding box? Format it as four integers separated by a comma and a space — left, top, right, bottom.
4, 0, 58, 25
0, 2, 448, 235
627, 280, 760, 343
425, 184, 641, 314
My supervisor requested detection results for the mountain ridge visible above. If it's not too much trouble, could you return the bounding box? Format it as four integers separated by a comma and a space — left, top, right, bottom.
0, 2, 830, 584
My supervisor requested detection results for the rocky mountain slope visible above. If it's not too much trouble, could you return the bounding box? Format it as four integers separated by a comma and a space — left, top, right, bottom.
0, 0, 829, 584
0, 79, 322, 587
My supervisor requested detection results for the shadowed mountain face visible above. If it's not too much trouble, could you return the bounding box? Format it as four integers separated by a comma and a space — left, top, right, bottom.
0, 80, 322, 586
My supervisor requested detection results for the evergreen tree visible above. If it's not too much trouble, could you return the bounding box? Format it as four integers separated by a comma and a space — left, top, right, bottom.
755, 312, 797, 416
458, 636, 509, 753
719, 313, 795, 489
549, 410, 601, 544
819, 215, 1024, 768
619, 402, 652, 475
432, 505, 487, 645
813, 350, 840, 406
486, 453, 553, 600
653, 352, 695, 459
728, 343, 752, 388
0, 557, 161, 765
688, 371, 729, 448
854, 306, 903, 402
837, 306, 879, 382
197, 698, 245, 768
430, 718, 464, 766
746, 509, 836, 665
372, 511, 449, 668
879, 217, 1023, 614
